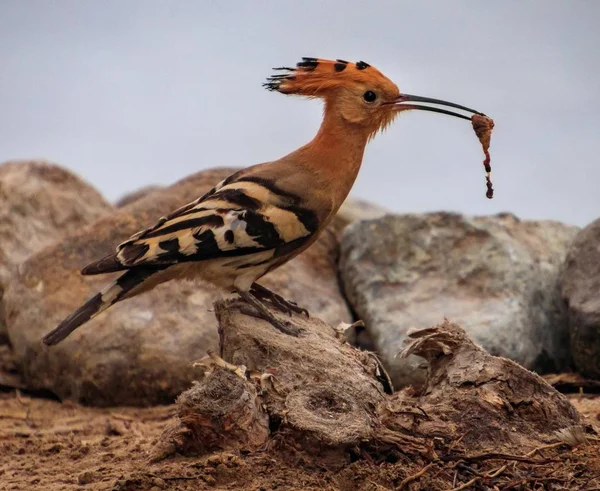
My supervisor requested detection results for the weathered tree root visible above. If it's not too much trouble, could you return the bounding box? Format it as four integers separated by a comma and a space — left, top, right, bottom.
149, 366, 269, 462
388, 321, 584, 452
152, 301, 589, 476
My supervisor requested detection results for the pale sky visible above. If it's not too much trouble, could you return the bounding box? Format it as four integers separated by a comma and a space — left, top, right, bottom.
1, 1, 598, 226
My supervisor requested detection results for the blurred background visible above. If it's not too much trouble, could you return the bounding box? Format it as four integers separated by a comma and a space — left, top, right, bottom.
0, 0, 598, 226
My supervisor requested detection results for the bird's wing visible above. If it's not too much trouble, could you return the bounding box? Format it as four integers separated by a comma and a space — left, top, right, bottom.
82, 174, 320, 274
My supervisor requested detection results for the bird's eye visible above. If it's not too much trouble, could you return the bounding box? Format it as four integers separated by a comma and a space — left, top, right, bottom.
363, 91, 377, 103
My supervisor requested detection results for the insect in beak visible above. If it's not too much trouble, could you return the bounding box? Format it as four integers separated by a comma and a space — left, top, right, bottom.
390, 93, 486, 120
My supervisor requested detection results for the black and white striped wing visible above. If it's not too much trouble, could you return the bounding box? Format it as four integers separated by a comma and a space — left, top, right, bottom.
84, 176, 320, 274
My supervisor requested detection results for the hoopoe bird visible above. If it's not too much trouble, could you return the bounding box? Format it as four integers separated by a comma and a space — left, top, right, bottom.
43, 57, 487, 346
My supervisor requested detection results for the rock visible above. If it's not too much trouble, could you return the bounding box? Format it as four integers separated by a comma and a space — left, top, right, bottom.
115, 185, 163, 208
560, 218, 600, 378
5, 167, 352, 406
0, 342, 23, 390
340, 212, 578, 388
334, 198, 388, 235
0, 160, 111, 340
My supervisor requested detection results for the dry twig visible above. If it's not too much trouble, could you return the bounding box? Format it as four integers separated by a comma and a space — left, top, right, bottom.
442, 452, 555, 465
397, 462, 435, 490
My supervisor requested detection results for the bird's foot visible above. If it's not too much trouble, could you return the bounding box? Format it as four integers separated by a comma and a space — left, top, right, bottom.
250, 283, 309, 318
238, 290, 302, 337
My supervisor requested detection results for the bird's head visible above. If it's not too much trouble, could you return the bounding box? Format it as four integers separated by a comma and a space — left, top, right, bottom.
265, 57, 484, 137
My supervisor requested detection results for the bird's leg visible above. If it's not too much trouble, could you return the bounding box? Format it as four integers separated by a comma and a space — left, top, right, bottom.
238, 290, 301, 337
250, 283, 309, 317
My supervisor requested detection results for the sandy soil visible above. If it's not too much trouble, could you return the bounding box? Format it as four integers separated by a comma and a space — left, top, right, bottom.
1, 390, 599, 491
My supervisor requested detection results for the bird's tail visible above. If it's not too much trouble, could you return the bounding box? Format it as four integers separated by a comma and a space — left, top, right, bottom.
42, 266, 161, 346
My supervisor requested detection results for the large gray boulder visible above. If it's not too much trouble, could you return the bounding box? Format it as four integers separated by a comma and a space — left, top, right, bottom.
560, 218, 600, 379
0, 160, 111, 339
4, 167, 353, 406
340, 212, 578, 388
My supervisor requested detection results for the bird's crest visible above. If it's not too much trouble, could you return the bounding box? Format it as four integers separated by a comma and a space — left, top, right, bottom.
264, 57, 393, 96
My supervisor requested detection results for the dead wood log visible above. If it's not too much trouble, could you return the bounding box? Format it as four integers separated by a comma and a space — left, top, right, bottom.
153, 305, 584, 466
381, 320, 583, 453
152, 299, 398, 464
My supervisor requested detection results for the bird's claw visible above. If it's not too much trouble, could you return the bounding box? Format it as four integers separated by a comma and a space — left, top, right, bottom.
250, 283, 310, 318
271, 318, 302, 337
238, 290, 303, 337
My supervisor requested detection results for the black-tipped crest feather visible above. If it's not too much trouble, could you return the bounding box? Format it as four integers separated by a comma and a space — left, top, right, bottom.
263, 56, 378, 95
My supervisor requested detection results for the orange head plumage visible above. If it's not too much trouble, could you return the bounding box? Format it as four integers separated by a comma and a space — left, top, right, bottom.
265, 57, 400, 134
265, 57, 485, 137
264, 57, 399, 98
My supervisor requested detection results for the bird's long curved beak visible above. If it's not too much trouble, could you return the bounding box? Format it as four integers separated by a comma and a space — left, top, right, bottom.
390, 93, 485, 121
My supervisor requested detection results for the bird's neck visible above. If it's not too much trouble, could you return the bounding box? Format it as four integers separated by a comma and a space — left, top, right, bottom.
298, 105, 371, 207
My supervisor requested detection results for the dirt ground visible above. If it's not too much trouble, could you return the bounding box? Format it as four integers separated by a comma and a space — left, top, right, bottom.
1, 390, 599, 491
